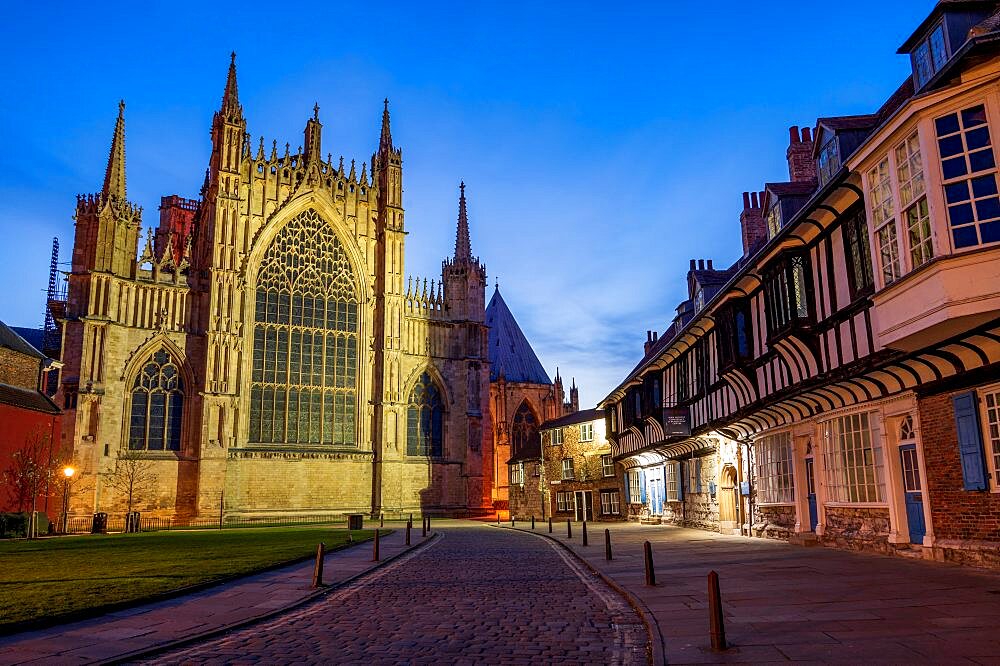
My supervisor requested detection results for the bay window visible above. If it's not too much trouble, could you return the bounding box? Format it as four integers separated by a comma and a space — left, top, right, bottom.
754, 431, 795, 504
822, 411, 885, 503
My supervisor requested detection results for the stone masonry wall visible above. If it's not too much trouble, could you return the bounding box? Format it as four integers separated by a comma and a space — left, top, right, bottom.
821, 506, 891, 554
755, 504, 795, 539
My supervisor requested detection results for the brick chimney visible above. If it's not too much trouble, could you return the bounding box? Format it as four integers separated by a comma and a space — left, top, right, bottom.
787, 126, 816, 183
740, 191, 767, 256
644, 330, 659, 356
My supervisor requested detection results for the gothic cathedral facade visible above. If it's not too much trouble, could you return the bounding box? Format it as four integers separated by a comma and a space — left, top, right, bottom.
58, 56, 494, 520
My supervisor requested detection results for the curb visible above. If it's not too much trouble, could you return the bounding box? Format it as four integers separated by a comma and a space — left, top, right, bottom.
0, 530, 388, 638
493, 524, 666, 666
103, 532, 441, 665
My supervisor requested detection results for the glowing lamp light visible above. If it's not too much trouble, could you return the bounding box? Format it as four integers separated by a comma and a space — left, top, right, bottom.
63, 466, 75, 478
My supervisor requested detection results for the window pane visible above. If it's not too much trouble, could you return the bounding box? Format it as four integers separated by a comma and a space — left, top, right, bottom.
936, 113, 960, 137
962, 105, 988, 128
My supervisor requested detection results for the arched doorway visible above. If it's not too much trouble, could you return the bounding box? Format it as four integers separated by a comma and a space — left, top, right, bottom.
719, 465, 738, 531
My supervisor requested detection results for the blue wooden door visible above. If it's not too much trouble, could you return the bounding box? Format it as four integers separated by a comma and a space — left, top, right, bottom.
899, 444, 926, 544
805, 458, 818, 531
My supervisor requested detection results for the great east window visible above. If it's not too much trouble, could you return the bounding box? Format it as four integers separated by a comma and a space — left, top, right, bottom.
250, 209, 358, 447
128, 349, 184, 451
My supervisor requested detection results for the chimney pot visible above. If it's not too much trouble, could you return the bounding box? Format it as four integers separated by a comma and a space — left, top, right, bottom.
689, 259, 696, 270
707, 259, 714, 270
802, 127, 812, 142
742, 191, 751, 209
698, 259, 705, 270
751, 191, 759, 208
789, 126, 799, 143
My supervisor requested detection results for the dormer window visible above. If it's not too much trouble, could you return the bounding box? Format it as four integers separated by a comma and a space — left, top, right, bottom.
694, 288, 705, 313
766, 200, 782, 239
817, 133, 841, 186
913, 23, 948, 88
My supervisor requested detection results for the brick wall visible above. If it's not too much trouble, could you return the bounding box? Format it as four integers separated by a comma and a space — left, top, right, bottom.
919, 389, 1000, 545
0, 348, 40, 389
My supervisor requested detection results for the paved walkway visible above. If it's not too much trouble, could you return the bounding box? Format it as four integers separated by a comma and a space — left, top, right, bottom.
505, 520, 1000, 664
148, 521, 649, 665
0, 524, 419, 665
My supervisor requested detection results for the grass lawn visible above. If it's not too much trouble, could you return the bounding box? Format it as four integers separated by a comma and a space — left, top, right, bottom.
0, 527, 372, 628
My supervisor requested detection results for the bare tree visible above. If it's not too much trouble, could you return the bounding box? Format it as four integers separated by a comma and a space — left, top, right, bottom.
2, 427, 60, 537
104, 447, 157, 531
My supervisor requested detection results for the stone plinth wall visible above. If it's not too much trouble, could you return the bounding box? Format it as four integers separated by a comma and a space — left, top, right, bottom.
822, 506, 891, 554
755, 504, 795, 539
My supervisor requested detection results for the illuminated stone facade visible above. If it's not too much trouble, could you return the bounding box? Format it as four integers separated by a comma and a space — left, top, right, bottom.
56, 57, 493, 520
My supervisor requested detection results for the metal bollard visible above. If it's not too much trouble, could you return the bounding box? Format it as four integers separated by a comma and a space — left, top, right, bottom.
406, 521, 411, 545
372, 529, 380, 561
512, 517, 515, 527
644, 540, 655, 586
605, 529, 612, 560
548, 517, 553, 533
427, 515, 431, 532
422, 516, 427, 537
380, 513, 384, 528
708, 570, 727, 650
531, 516, 535, 530
311, 542, 325, 588
567, 519, 572, 539
582, 521, 588, 546
497, 513, 501, 524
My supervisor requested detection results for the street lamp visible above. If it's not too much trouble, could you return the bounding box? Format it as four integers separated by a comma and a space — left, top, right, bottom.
61, 466, 75, 534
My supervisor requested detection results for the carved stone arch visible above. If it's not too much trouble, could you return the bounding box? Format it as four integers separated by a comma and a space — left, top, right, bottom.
405, 368, 447, 458
402, 363, 452, 408
119, 336, 194, 455
510, 398, 541, 456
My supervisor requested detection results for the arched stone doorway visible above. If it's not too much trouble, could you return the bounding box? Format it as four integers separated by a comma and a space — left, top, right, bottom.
719, 465, 738, 532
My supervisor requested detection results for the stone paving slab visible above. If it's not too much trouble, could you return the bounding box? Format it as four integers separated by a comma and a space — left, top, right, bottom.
502, 521, 1000, 664
0, 525, 420, 665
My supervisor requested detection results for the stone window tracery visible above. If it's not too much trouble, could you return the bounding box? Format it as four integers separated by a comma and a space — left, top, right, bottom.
407, 372, 444, 457
128, 349, 184, 451
511, 401, 539, 454
250, 209, 358, 446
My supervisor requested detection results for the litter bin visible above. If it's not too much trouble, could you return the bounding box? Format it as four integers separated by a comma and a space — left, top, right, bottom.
91, 512, 108, 534
347, 514, 364, 531
125, 511, 141, 533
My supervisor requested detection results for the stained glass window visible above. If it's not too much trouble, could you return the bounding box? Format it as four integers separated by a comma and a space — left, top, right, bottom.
512, 401, 539, 454
250, 209, 358, 446
407, 372, 444, 457
128, 349, 184, 451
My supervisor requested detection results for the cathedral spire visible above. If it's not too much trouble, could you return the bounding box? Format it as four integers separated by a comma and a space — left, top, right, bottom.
454, 181, 473, 263
379, 98, 393, 154
221, 51, 241, 117
102, 100, 127, 200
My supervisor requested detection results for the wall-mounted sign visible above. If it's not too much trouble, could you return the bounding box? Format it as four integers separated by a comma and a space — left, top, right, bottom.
661, 408, 691, 436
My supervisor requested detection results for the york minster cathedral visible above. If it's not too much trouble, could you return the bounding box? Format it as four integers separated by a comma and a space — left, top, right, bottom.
56, 55, 576, 520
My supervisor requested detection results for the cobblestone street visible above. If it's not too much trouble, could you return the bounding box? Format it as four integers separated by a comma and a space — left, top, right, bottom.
148, 522, 649, 665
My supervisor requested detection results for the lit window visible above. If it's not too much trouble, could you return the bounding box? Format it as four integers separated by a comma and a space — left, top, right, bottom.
983, 389, 1000, 485
509, 462, 524, 486
561, 457, 575, 480
602, 454, 614, 477
766, 200, 782, 239
937, 105, 1000, 248
600, 490, 620, 515
868, 157, 901, 284
580, 422, 594, 442
817, 133, 841, 186
892, 132, 933, 271
665, 462, 681, 502
822, 411, 885, 503
627, 470, 643, 504
754, 431, 795, 504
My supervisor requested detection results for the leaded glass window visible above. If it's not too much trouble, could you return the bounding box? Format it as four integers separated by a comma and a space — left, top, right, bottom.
407, 372, 444, 457
128, 349, 184, 451
512, 401, 539, 454
250, 209, 358, 446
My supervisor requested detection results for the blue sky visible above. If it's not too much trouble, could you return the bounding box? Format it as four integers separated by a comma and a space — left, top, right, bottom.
0, 1, 931, 407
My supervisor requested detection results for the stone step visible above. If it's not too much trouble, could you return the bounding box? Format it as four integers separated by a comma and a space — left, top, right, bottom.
789, 532, 821, 547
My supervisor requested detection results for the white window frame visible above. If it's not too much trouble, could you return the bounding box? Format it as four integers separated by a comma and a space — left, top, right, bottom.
579, 422, 594, 442
867, 156, 901, 286
509, 462, 524, 486
551, 428, 564, 445
980, 383, 1000, 493
601, 454, 614, 478
822, 411, 886, 504
627, 470, 643, 504
665, 461, 681, 502
754, 431, 795, 504
556, 491, 569, 512
600, 490, 621, 515
895, 132, 934, 270
561, 457, 575, 481
935, 102, 1000, 250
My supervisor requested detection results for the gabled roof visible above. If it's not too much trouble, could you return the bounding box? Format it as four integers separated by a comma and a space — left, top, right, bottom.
0, 383, 60, 414
0, 321, 44, 359
486, 288, 551, 385
540, 408, 601, 431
